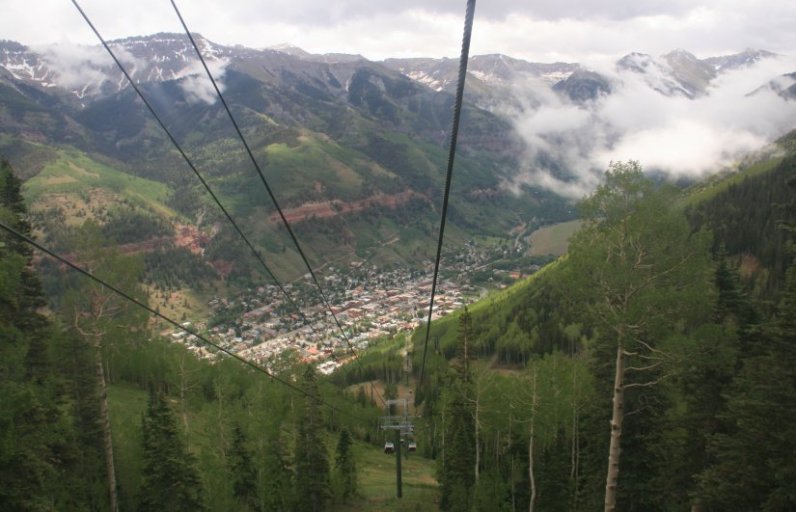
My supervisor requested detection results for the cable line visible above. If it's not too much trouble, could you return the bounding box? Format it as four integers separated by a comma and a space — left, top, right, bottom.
170, 0, 385, 405
71, 0, 384, 407
70, 0, 317, 344
0, 219, 372, 423
418, 0, 477, 389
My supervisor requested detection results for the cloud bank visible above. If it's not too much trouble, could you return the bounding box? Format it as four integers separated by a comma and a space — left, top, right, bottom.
37, 42, 140, 93
175, 58, 228, 105
508, 56, 796, 198
5, 1, 795, 63
35, 40, 227, 105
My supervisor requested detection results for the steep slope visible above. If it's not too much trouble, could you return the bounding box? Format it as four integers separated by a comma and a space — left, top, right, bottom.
420, 127, 796, 366
1, 34, 573, 283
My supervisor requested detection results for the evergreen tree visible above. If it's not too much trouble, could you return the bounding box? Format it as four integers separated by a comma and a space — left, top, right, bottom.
439, 311, 476, 510
293, 366, 331, 511
0, 160, 47, 333
0, 160, 82, 510
138, 390, 205, 512
454, 306, 473, 382
333, 427, 358, 502
229, 424, 260, 512
440, 390, 476, 511
698, 262, 796, 510
262, 430, 293, 512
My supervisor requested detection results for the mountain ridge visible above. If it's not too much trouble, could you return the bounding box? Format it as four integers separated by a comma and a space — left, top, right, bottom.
1, 33, 786, 105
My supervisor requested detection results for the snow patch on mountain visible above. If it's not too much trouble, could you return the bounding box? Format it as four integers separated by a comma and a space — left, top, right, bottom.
405, 70, 445, 91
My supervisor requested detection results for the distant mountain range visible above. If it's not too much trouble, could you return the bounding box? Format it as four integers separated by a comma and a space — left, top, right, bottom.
2, 34, 792, 109
0, 33, 573, 280
0, 33, 794, 280
384, 47, 793, 106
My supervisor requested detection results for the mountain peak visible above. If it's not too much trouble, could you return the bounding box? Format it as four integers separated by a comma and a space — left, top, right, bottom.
108, 32, 203, 45
704, 48, 778, 72
0, 40, 27, 52
267, 43, 311, 58
664, 48, 700, 62
617, 52, 654, 73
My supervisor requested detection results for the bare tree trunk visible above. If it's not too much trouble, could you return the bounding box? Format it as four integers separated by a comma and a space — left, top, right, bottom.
571, 354, 581, 511
529, 370, 538, 512
441, 405, 446, 469
509, 412, 515, 512
474, 388, 480, 484
95, 341, 118, 512
178, 352, 197, 449
180, 361, 190, 441
604, 342, 625, 512
495, 429, 500, 466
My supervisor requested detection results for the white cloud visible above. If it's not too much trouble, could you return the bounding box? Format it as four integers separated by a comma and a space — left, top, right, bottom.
36, 41, 140, 92
2, 1, 794, 63
508, 56, 796, 198
174, 58, 228, 105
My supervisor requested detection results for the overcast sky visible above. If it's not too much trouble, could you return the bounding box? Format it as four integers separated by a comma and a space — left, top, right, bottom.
1, 0, 795, 64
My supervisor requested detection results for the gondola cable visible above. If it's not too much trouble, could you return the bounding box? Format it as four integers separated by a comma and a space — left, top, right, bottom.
418, 0, 476, 389
70, 0, 386, 407
169, 0, 386, 405
69, 0, 310, 329
0, 219, 372, 423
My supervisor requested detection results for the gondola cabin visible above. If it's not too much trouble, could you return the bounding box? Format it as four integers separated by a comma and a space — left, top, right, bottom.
384, 441, 395, 454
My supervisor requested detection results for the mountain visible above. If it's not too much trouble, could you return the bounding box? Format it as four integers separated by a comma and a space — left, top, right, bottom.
753, 71, 796, 100
1, 35, 792, 286
615, 50, 712, 97
552, 69, 612, 102
0, 33, 575, 284
382, 54, 580, 110
703, 48, 778, 72
382, 47, 785, 106
614, 48, 783, 99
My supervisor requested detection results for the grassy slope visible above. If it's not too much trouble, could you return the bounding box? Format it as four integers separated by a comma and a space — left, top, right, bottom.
109, 383, 438, 511
412, 260, 563, 355
337, 443, 438, 512
23, 147, 176, 219
527, 219, 582, 257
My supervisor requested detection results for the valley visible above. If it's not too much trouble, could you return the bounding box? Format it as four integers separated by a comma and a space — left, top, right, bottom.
2, 22, 796, 512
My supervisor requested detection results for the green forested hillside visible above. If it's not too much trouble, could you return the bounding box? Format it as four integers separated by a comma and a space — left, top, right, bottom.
378, 158, 796, 511
687, 140, 796, 297
1, 44, 574, 284
1, 158, 423, 511
3, 126, 796, 512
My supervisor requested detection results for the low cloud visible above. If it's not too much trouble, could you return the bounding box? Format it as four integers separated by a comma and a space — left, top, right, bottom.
175, 58, 228, 105
508, 55, 796, 198
35, 40, 227, 105
37, 42, 140, 92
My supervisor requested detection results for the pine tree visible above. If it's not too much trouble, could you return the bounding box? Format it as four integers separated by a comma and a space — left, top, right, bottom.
262, 430, 293, 512
698, 262, 796, 510
138, 390, 205, 511
0, 160, 47, 333
0, 160, 82, 510
440, 390, 476, 511
439, 311, 476, 510
333, 427, 357, 501
229, 424, 260, 511
454, 306, 473, 381
294, 366, 331, 511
